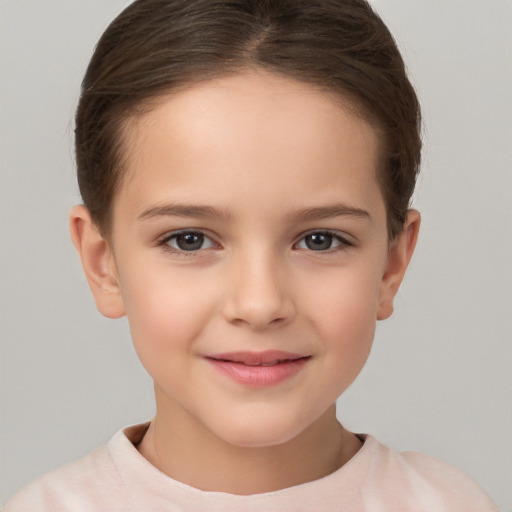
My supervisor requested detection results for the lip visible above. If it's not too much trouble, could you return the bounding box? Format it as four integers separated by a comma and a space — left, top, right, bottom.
204, 350, 310, 388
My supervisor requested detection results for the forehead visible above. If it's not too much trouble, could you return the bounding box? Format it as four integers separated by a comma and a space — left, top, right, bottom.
115, 70, 385, 224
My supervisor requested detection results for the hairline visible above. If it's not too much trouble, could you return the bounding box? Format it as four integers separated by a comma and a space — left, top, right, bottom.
97, 66, 391, 240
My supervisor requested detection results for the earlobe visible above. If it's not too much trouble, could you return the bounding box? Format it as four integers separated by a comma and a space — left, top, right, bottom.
69, 205, 126, 319
377, 210, 420, 321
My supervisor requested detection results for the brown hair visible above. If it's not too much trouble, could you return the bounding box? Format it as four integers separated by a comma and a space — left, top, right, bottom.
75, 0, 421, 238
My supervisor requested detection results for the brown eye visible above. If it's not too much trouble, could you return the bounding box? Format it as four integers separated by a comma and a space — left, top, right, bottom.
166, 231, 214, 251
296, 231, 351, 252
304, 233, 333, 251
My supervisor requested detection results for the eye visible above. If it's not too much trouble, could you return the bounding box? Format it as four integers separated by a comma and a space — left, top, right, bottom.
161, 230, 215, 252
296, 231, 351, 252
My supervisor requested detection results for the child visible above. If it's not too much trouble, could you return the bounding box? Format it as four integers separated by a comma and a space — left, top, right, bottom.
4, 0, 500, 510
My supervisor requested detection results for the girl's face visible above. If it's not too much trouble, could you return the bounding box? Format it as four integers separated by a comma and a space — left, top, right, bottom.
94, 70, 415, 447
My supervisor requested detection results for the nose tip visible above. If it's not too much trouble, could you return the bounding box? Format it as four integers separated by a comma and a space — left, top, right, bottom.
222, 264, 294, 330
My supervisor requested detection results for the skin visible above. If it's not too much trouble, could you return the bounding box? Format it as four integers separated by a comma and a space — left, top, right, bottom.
70, 69, 419, 495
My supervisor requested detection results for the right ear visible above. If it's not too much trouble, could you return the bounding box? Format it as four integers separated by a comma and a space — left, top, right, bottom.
69, 205, 125, 319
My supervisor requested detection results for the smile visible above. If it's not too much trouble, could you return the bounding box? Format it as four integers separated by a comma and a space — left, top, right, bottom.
204, 351, 311, 388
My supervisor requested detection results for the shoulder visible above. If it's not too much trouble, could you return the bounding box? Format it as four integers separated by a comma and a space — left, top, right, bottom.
3, 440, 125, 512
360, 435, 499, 511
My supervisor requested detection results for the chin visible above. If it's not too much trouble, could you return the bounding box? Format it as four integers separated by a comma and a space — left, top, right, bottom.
212, 414, 309, 449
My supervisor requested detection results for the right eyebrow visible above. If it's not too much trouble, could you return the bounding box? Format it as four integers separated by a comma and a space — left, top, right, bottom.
137, 203, 231, 222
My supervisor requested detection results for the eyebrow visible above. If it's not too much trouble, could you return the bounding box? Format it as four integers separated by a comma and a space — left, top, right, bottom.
137, 202, 370, 222
287, 203, 371, 222
137, 203, 231, 221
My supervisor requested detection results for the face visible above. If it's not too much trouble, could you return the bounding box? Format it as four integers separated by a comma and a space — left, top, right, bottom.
89, 71, 411, 448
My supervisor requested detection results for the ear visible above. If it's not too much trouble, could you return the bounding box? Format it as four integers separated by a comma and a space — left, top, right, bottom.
69, 205, 126, 319
377, 210, 420, 320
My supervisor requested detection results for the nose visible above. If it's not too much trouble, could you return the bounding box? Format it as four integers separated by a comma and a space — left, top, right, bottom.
222, 250, 295, 330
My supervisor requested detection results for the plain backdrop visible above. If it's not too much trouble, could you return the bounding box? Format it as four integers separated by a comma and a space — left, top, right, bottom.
1, 0, 511, 509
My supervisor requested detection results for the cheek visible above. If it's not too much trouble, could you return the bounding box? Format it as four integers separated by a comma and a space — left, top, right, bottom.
304, 261, 382, 329
318, 289, 376, 371
301, 264, 382, 376
118, 269, 217, 371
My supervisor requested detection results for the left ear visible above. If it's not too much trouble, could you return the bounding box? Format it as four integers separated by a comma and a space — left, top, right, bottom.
377, 209, 420, 320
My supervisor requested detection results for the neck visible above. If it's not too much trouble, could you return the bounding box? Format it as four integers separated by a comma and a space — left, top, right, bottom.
137, 395, 362, 495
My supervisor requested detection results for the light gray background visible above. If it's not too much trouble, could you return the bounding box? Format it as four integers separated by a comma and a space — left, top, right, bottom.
1, 0, 511, 509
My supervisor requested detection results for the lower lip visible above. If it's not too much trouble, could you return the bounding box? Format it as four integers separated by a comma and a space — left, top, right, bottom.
205, 357, 310, 388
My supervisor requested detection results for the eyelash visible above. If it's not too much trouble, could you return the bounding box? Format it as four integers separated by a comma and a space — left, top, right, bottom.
156, 229, 354, 256
296, 230, 354, 253
157, 230, 219, 257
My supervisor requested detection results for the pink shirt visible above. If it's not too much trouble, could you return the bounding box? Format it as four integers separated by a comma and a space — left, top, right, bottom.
4, 423, 498, 511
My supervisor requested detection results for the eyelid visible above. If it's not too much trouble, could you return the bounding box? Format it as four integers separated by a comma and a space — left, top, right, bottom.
155, 228, 354, 255
294, 229, 355, 251
157, 228, 220, 254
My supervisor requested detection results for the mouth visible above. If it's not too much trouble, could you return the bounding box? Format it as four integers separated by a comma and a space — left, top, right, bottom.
204, 351, 311, 387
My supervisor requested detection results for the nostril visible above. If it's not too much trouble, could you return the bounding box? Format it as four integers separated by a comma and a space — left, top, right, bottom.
228, 311, 291, 330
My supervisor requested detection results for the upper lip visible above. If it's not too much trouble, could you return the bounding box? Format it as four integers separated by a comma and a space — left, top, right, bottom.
205, 350, 310, 366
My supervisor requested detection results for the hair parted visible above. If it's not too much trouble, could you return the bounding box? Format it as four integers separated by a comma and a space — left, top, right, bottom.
75, 0, 421, 239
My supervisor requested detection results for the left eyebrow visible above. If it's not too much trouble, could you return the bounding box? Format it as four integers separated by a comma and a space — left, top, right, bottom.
137, 203, 231, 221
287, 203, 371, 222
